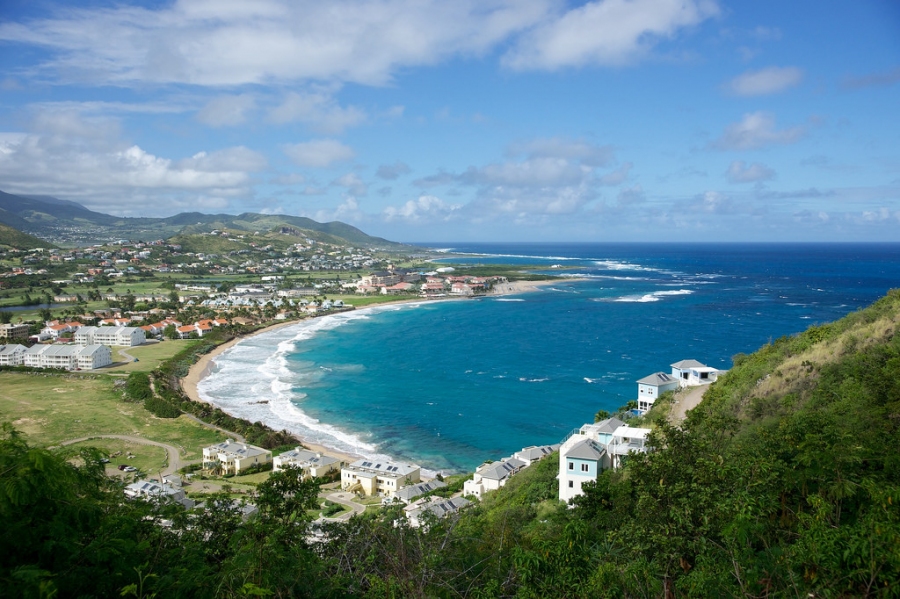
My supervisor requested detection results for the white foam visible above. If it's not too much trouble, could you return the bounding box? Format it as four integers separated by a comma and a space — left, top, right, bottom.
494, 298, 525, 302
603, 289, 695, 303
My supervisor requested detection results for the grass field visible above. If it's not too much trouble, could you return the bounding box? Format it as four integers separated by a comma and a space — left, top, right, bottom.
0, 371, 222, 464
104, 339, 201, 374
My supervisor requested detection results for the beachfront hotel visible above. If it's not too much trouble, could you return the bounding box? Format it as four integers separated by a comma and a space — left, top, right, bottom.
202, 440, 272, 475
273, 448, 344, 479
341, 459, 421, 499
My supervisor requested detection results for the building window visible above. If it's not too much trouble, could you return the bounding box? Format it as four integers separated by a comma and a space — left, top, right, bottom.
581, 463, 589, 472
568, 462, 574, 470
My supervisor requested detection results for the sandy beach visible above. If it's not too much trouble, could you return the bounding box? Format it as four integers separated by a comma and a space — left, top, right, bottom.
180, 278, 575, 462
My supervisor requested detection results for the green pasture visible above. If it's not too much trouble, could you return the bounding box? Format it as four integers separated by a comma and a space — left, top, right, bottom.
0, 371, 222, 460
104, 339, 200, 373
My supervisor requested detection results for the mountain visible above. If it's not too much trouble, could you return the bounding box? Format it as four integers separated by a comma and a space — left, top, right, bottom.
0, 189, 409, 249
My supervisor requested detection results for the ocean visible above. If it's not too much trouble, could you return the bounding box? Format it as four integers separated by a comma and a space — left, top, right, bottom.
197, 242, 900, 474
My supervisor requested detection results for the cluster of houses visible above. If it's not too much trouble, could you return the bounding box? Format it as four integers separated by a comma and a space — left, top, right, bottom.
463, 444, 559, 499
635, 359, 722, 414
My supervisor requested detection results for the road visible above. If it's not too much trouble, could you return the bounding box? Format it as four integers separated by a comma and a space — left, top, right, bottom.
319, 491, 367, 521
668, 385, 707, 425
57, 434, 185, 477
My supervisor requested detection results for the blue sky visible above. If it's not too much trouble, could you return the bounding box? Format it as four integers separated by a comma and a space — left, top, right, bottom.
1, 0, 899, 242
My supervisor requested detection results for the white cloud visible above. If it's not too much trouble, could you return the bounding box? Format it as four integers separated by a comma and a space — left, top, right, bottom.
711, 112, 805, 150
376, 161, 412, 180
332, 172, 368, 197
727, 160, 775, 183
600, 162, 632, 185
502, 0, 719, 70
197, 94, 256, 127
383, 195, 461, 223
283, 139, 355, 168
462, 157, 588, 187
0, 0, 555, 87
616, 185, 645, 205
726, 66, 803, 96
507, 137, 613, 167
269, 90, 365, 134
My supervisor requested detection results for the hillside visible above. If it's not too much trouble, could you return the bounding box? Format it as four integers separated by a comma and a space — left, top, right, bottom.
0, 189, 410, 249
0, 222, 53, 250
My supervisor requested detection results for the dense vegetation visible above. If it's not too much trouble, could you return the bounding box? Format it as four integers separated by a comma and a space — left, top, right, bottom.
2, 290, 899, 597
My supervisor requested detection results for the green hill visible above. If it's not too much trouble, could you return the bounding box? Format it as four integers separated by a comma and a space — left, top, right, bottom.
0, 189, 412, 249
0, 222, 54, 250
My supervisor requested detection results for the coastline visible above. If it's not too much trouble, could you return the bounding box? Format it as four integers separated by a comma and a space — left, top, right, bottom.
181, 278, 574, 464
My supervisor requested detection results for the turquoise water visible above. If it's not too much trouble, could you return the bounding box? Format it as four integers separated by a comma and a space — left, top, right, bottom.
198, 243, 900, 473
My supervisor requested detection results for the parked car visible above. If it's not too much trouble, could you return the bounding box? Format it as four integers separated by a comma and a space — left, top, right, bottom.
118, 464, 128, 471
123, 466, 137, 472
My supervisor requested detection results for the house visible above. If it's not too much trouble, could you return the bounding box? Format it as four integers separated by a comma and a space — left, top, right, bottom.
391, 480, 447, 505
671, 359, 721, 387
514, 444, 560, 466
463, 457, 526, 499
403, 496, 470, 528
557, 418, 650, 503
273, 448, 344, 479
202, 440, 272, 475
341, 459, 421, 498
635, 371, 680, 414
124, 480, 194, 509
0, 344, 27, 366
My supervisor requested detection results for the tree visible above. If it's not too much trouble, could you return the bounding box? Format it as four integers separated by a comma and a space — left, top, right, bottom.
0, 311, 11, 325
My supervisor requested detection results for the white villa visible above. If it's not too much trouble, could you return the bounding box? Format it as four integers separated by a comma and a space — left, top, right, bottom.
75, 325, 146, 347
341, 459, 421, 499
392, 480, 448, 505
636, 372, 680, 414
21, 344, 112, 370
558, 418, 651, 504
671, 359, 721, 387
273, 448, 344, 479
202, 440, 272, 475
124, 479, 194, 509
404, 496, 471, 528
464, 443, 558, 499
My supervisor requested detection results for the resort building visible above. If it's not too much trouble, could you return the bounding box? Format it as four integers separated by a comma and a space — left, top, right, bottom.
273, 448, 344, 479
463, 458, 526, 499
21, 344, 112, 370
0, 323, 30, 341
558, 418, 650, 504
124, 480, 194, 509
75, 325, 145, 347
404, 496, 470, 528
202, 440, 272, 475
392, 480, 447, 505
341, 459, 421, 499
0, 344, 27, 366
463, 443, 559, 499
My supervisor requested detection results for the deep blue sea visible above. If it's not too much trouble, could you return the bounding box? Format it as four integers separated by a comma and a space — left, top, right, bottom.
197, 243, 900, 474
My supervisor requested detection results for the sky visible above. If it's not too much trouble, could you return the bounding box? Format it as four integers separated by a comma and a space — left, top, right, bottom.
1, 1, 899, 243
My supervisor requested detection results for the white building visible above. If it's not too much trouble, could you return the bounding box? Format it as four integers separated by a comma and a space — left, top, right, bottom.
671, 359, 721, 387
392, 480, 448, 505
404, 496, 470, 528
21, 344, 112, 370
273, 448, 344, 479
341, 459, 421, 498
75, 326, 145, 347
636, 372, 680, 414
558, 418, 650, 504
0, 344, 27, 366
463, 457, 526, 499
202, 440, 272, 475
124, 479, 194, 509
514, 444, 560, 466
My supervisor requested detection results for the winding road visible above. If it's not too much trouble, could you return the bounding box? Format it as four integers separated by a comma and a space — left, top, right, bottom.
57, 434, 185, 477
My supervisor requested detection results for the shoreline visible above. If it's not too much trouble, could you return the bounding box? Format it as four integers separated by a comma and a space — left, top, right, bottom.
181, 278, 579, 464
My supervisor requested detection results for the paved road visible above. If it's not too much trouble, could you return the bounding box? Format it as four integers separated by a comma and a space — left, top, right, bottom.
319, 491, 367, 521
58, 434, 184, 477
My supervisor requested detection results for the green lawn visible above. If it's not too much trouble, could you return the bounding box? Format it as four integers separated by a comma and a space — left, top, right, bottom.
0, 371, 222, 460
103, 339, 201, 373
